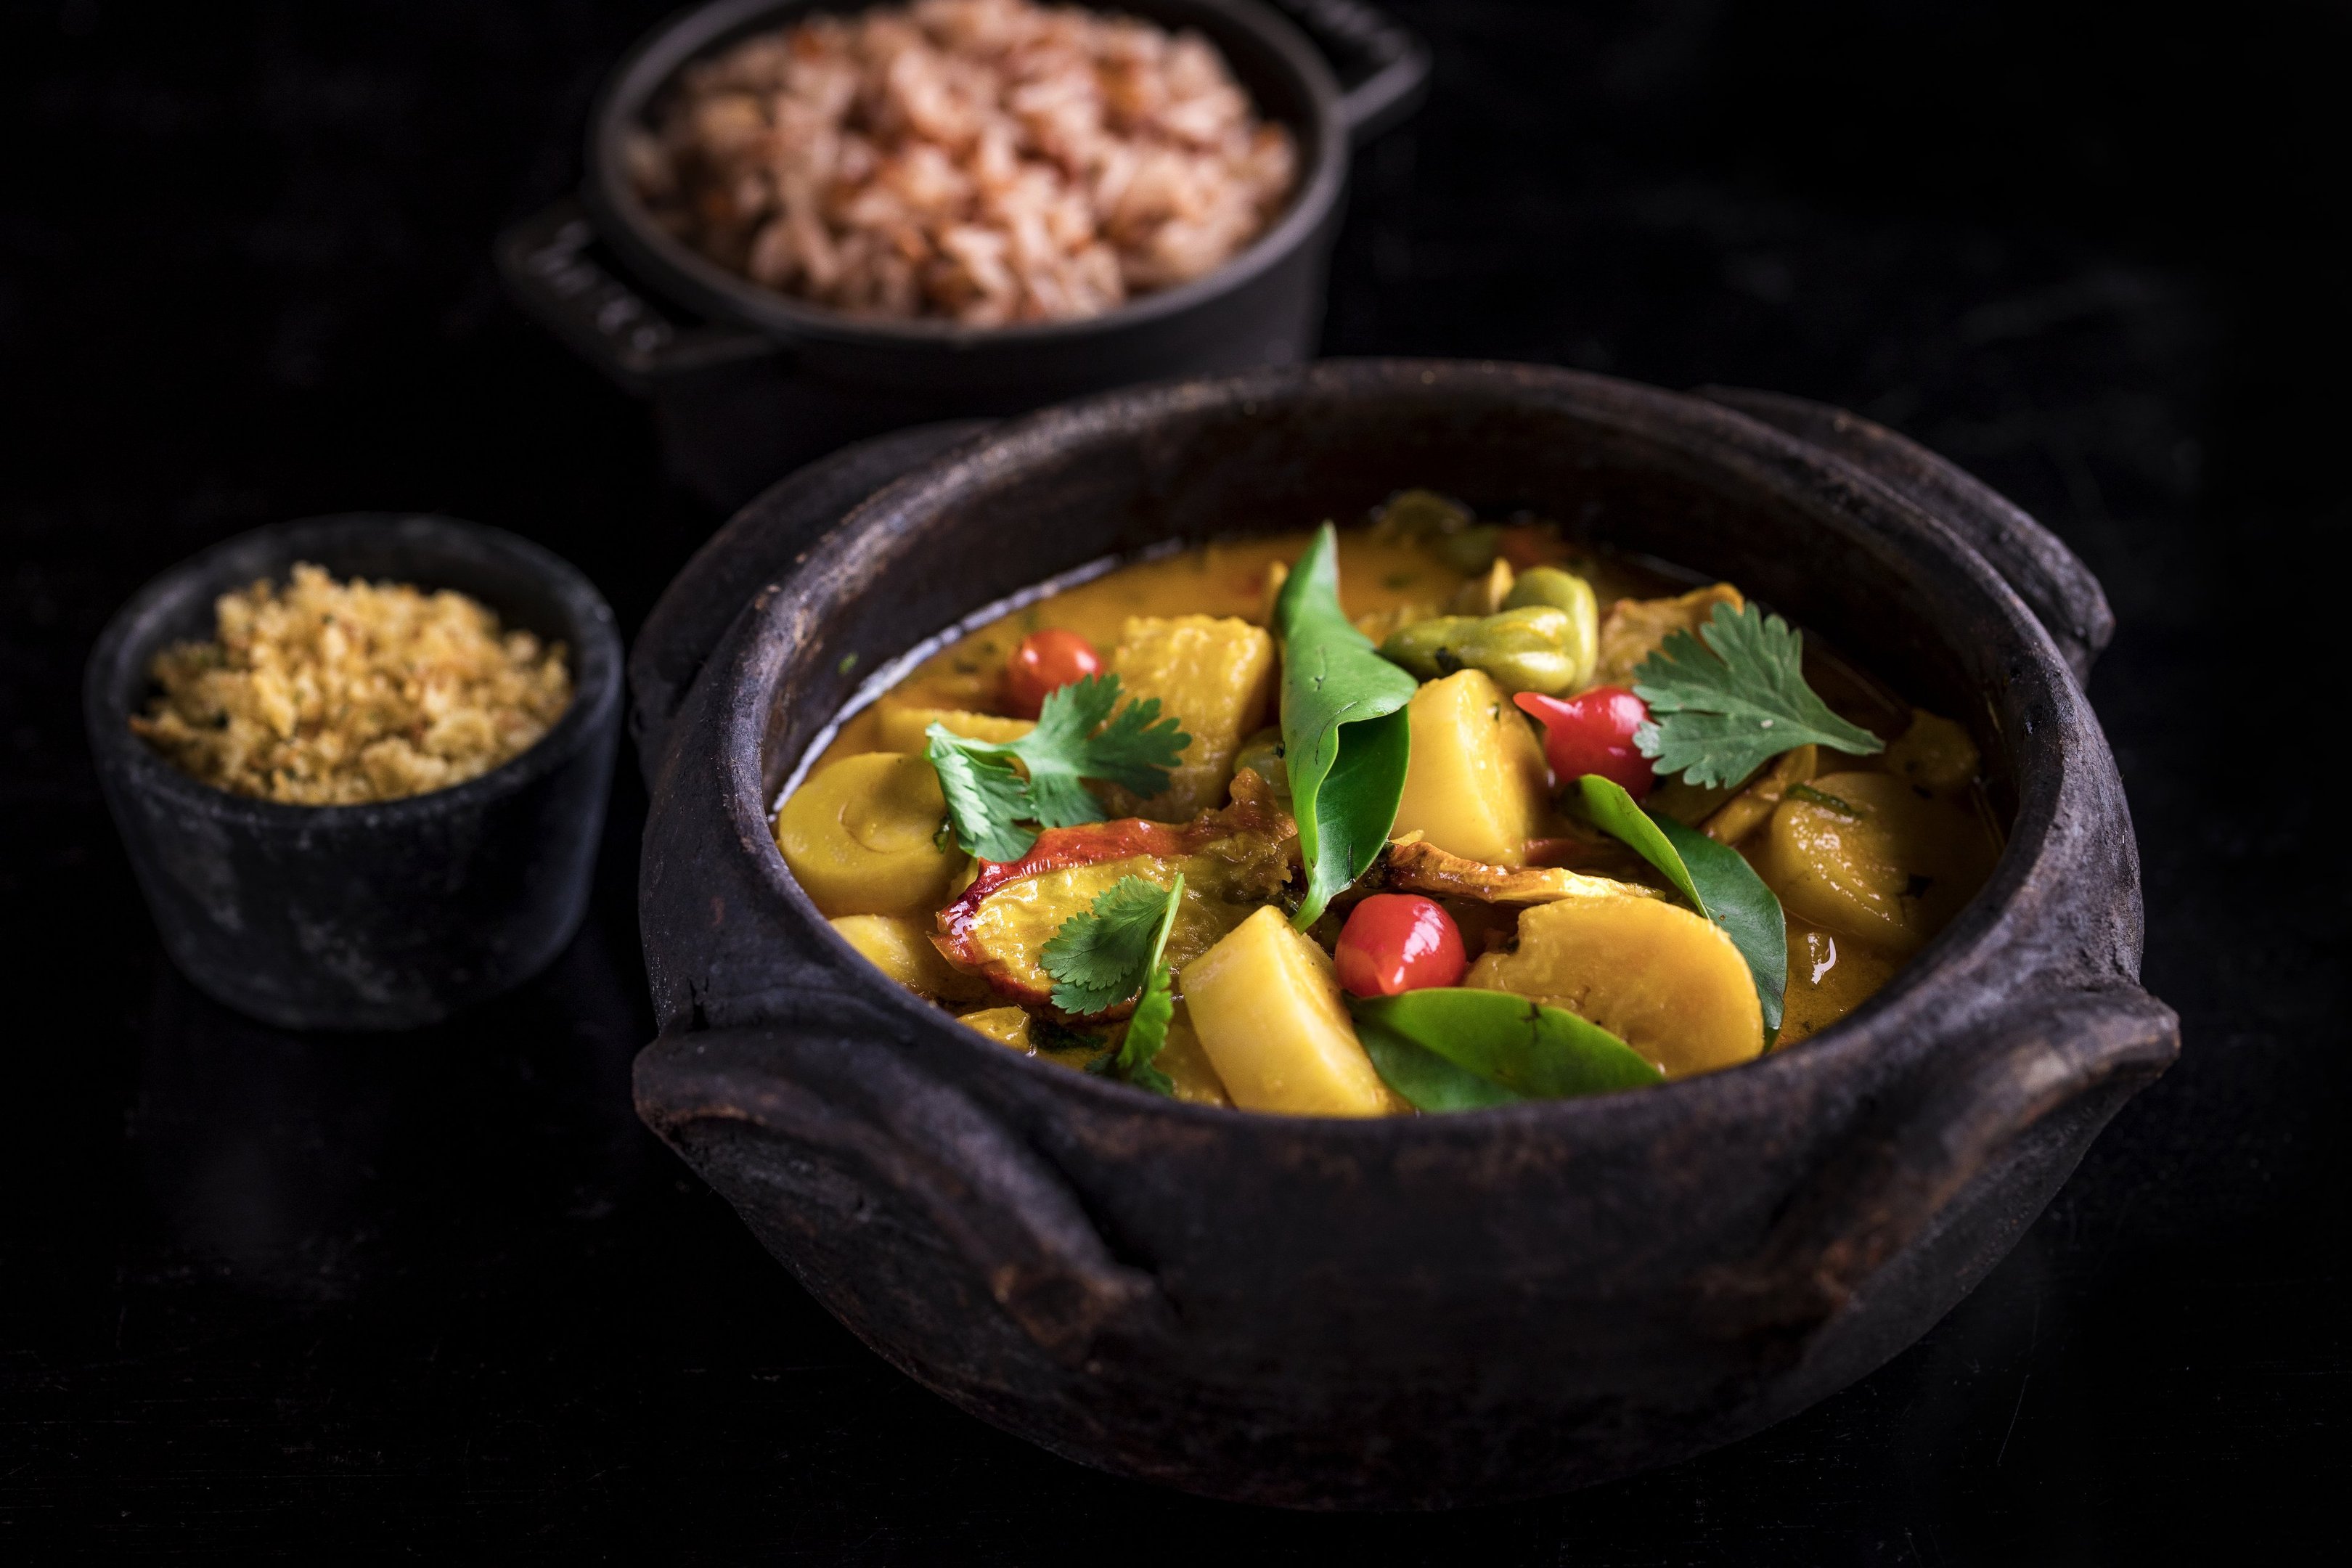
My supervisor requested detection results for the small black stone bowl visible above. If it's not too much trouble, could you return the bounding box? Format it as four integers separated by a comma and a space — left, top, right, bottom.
84, 514, 623, 1031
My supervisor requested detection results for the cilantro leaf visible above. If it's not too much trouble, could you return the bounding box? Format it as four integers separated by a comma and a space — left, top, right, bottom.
1108, 965, 1178, 1096
1105, 872, 1184, 1095
1038, 676, 1190, 798
1040, 874, 1176, 1016
926, 672, 1189, 862
1630, 602, 1885, 788
926, 742, 1035, 864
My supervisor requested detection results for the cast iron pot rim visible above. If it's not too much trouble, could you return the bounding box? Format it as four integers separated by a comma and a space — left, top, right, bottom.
709, 358, 2098, 1140
583, 0, 1347, 352
86, 513, 623, 830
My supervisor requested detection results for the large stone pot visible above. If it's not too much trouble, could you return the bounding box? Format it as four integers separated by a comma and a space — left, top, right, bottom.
632, 360, 2176, 1509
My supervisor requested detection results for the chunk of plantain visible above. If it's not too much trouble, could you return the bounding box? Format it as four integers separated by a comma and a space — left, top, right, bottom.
1777, 917, 1900, 1045
1466, 896, 1764, 1078
828, 914, 992, 1002
1701, 744, 1819, 846
961, 1005, 1038, 1050
1882, 709, 1980, 796
1755, 770, 1993, 957
775, 751, 965, 918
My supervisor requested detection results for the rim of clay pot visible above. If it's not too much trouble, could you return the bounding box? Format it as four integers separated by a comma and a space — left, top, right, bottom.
685, 359, 2124, 1139
583, 0, 1349, 351
87, 513, 623, 829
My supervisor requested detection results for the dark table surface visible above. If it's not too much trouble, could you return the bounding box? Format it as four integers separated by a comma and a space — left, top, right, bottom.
4, 1, 2346, 1560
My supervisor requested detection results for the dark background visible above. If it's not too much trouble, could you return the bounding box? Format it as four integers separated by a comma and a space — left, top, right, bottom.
4, 0, 2346, 1559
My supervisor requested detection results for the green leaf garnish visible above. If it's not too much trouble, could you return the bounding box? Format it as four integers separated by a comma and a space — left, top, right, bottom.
1107, 873, 1184, 1095
926, 743, 1036, 863
1055, 873, 1183, 1095
1273, 524, 1420, 928
1630, 602, 1885, 788
1577, 775, 1789, 1035
1352, 988, 1662, 1111
1040, 874, 1177, 1016
1107, 965, 1178, 1097
925, 672, 1189, 863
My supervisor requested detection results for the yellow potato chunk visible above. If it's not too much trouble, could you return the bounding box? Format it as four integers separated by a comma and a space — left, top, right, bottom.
1701, 744, 1819, 846
1152, 1005, 1233, 1108
875, 703, 1033, 754
828, 915, 989, 1002
960, 1005, 1036, 1050
1103, 615, 1276, 820
963, 1005, 1103, 1073
774, 751, 964, 918
1755, 770, 1991, 957
1466, 896, 1763, 1078
1180, 906, 1393, 1116
1882, 709, 1980, 795
1391, 669, 1549, 866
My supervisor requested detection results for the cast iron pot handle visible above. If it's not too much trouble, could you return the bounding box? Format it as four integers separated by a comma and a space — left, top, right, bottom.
636, 1018, 1165, 1363
1697, 386, 2115, 685
1702, 980, 2178, 1342
494, 196, 775, 393
1276, 0, 1432, 146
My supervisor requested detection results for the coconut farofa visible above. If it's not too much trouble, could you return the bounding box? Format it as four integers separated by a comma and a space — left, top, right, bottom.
130, 564, 573, 805
627, 0, 1297, 326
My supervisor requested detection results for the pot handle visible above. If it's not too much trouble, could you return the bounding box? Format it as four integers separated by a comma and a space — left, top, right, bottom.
1702, 982, 2178, 1342
1697, 386, 2116, 685
494, 197, 775, 394
636, 1020, 1164, 1362
1278, 0, 1433, 146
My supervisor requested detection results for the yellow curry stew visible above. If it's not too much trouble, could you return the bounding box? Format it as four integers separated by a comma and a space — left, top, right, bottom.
778, 492, 1998, 1115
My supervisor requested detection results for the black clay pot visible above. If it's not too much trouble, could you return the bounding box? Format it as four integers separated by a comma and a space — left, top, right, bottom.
496, 0, 1429, 510
632, 360, 2177, 1508
87, 514, 623, 1032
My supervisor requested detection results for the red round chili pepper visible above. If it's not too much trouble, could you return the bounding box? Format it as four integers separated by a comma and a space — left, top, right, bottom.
1002, 629, 1103, 719
1514, 686, 1657, 798
1334, 894, 1468, 997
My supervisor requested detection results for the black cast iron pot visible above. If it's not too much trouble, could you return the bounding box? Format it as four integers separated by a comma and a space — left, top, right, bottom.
87, 514, 623, 1032
496, 0, 1428, 511
632, 360, 2176, 1508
